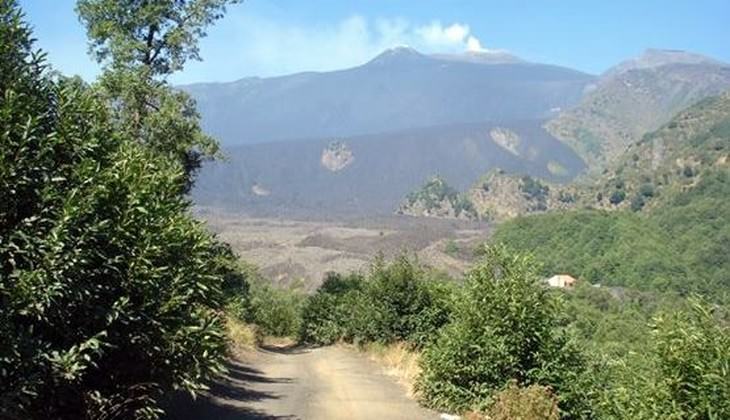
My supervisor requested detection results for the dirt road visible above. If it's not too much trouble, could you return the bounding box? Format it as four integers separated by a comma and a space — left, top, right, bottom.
166, 345, 440, 420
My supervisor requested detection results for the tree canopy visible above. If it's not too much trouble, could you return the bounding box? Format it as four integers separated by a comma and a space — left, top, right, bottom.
76, 0, 242, 191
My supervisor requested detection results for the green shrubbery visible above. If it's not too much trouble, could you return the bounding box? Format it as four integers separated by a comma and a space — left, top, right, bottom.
299, 272, 367, 344
491, 210, 691, 293
416, 246, 591, 416
297, 246, 730, 419
0, 2, 249, 418
596, 299, 730, 419
493, 166, 730, 298
406, 176, 478, 219
0, 4, 240, 417
244, 279, 305, 338
299, 256, 454, 348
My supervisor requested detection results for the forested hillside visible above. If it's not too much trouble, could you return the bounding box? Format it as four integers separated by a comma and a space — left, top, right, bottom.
493, 93, 730, 298
546, 49, 730, 168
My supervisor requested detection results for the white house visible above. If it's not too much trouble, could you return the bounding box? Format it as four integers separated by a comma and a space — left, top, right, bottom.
546, 274, 577, 289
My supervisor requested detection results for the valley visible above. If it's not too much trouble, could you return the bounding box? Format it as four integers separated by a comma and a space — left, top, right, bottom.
198, 210, 488, 290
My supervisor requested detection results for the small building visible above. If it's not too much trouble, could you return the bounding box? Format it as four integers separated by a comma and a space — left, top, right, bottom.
546, 274, 577, 289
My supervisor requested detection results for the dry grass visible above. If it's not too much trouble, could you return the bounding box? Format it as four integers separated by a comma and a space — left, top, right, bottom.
359, 342, 422, 398
226, 316, 260, 354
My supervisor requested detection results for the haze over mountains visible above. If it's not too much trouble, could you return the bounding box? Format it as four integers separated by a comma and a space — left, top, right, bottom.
182, 47, 593, 144
185, 47, 730, 217
548, 49, 730, 168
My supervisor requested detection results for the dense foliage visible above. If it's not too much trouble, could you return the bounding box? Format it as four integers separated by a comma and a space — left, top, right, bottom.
243, 279, 305, 338
299, 257, 454, 348
0, 2, 242, 418
596, 299, 730, 419
493, 162, 730, 299
77, 0, 241, 191
295, 245, 729, 418
491, 210, 690, 291
416, 246, 590, 416
520, 175, 550, 210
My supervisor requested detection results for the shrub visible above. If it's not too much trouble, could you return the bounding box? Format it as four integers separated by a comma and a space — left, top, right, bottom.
639, 183, 655, 198
520, 176, 550, 200
445, 240, 460, 256
245, 278, 304, 337
598, 299, 730, 419
416, 245, 589, 416
0, 5, 232, 417
299, 272, 365, 345
356, 256, 453, 347
0, 2, 252, 418
299, 257, 454, 349
558, 191, 576, 203
609, 190, 626, 205
630, 193, 646, 211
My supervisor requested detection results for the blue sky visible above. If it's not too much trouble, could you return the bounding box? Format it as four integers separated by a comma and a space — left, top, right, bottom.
19, 0, 730, 84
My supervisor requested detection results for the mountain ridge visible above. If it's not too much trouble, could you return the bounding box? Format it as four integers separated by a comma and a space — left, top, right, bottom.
546, 51, 730, 169
181, 47, 595, 145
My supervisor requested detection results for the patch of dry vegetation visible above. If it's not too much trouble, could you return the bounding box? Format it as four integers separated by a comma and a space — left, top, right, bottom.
226, 316, 260, 354
360, 342, 422, 397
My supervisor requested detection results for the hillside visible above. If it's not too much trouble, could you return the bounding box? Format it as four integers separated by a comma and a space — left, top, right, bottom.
192, 121, 586, 217
585, 91, 730, 211
547, 49, 730, 168
493, 93, 730, 296
467, 170, 578, 221
403, 91, 730, 222
398, 169, 578, 222
182, 47, 594, 145
396, 176, 478, 220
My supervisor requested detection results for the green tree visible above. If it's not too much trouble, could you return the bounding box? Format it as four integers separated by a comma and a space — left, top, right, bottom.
416, 245, 590, 416
299, 257, 454, 348
299, 273, 366, 345
0, 2, 236, 418
76, 0, 241, 191
609, 190, 626, 205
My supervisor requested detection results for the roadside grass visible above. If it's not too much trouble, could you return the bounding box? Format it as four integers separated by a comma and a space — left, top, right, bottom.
358, 342, 422, 398
226, 315, 260, 353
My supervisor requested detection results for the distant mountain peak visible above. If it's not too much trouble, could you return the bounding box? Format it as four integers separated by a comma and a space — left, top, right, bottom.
367, 45, 425, 64
604, 48, 727, 78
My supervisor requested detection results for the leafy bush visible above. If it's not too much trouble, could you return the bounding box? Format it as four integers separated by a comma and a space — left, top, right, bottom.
362, 256, 452, 346
299, 272, 366, 345
639, 183, 655, 197
244, 278, 305, 338
520, 176, 550, 201
598, 299, 730, 419
299, 257, 454, 348
609, 190, 626, 204
416, 246, 590, 416
630, 192, 646, 211
683, 165, 695, 178
0, 5, 234, 417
